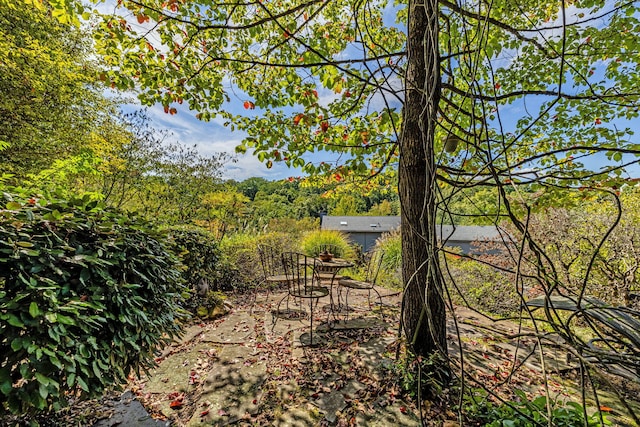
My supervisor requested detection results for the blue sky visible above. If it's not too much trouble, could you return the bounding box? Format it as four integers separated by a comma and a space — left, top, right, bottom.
141, 94, 640, 185
142, 97, 640, 184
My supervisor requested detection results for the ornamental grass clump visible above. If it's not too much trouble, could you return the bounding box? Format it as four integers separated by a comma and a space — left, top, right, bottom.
300, 229, 355, 260
0, 193, 186, 416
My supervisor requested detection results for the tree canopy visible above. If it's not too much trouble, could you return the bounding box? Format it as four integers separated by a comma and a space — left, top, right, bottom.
0, 0, 108, 175
92, 0, 639, 187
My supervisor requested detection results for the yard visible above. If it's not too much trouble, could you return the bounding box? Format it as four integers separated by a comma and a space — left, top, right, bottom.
20, 286, 639, 427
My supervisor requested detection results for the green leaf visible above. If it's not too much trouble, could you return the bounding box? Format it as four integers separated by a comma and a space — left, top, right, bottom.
47, 327, 60, 342
49, 355, 63, 370
39, 383, 49, 399
29, 302, 41, 318
56, 313, 76, 325
7, 315, 24, 328
66, 372, 76, 387
6, 201, 21, 210
11, 338, 23, 352
92, 361, 102, 377
35, 372, 51, 386
0, 367, 12, 396
76, 376, 89, 392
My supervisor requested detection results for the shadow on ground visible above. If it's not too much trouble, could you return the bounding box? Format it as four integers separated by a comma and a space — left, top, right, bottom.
37, 285, 639, 426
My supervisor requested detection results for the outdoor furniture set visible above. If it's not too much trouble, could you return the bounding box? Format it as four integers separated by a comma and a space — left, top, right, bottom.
257, 244, 385, 346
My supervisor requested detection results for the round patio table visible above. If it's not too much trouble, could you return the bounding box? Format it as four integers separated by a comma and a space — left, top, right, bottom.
313, 258, 354, 319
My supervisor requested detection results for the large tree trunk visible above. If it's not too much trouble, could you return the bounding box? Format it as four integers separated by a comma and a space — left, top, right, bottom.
399, 0, 448, 366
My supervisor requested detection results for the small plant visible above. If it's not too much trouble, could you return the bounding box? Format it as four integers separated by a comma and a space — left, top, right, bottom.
195, 291, 228, 318
465, 389, 611, 426
390, 349, 450, 399
0, 193, 186, 416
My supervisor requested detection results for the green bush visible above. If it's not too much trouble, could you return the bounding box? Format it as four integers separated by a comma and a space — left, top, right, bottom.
164, 227, 228, 316
217, 233, 259, 292
0, 194, 186, 415
445, 256, 519, 316
166, 226, 220, 288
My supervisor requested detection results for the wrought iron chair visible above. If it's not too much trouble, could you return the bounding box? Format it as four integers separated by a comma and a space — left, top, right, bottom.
254, 244, 289, 311
337, 248, 385, 320
278, 252, 330, 346
258, 244, 289, 290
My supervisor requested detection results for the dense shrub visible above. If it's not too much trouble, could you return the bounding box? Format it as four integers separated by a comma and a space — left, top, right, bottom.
510, 189, 640, 307
0, 194, 186, 415
216, 233, 257, 292
166, 226, 220, 288
164, 227, 228, 317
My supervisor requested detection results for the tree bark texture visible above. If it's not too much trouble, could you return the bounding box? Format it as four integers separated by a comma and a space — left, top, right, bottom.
399, 0, 448, 361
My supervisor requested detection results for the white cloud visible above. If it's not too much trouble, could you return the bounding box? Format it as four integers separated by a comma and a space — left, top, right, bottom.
139, 103, 297, 181
224, 152, 294, 181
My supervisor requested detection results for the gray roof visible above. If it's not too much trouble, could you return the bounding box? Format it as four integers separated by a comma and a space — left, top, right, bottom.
321, 216, 401, 233
321, 216, 502, 242
437, 224, 502, 242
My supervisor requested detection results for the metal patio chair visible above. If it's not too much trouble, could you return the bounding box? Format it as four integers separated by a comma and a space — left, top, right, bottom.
277, 252, 330, 346
337, 248, 385, 320
258, 244, 289, 292
253, 244, 289, 312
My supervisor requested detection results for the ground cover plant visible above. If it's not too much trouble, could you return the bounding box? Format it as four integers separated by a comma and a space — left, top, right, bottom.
0, 192, 186, 416
464, 389, 611, 426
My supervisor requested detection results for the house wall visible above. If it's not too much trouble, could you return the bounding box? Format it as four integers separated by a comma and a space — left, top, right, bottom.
347, 232, 383, 253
